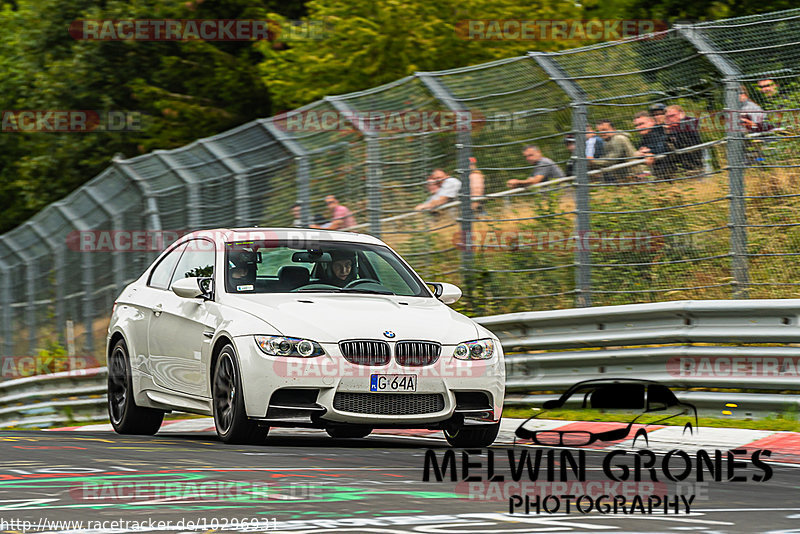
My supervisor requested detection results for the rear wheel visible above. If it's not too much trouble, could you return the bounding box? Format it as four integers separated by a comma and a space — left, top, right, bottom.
107, 339, 164, 435
443, 421, 500, 448
325, 425, 372, 439
213, 345, 269, 444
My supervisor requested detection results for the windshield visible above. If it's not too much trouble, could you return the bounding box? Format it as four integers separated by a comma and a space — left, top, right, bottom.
224, 240, 430, 297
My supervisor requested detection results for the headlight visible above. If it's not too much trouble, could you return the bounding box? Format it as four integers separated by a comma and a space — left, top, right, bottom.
453, 339, 495, 360
254, 336, 325, 358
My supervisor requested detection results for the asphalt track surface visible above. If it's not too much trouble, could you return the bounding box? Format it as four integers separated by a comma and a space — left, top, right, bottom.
0, 428, 798, 534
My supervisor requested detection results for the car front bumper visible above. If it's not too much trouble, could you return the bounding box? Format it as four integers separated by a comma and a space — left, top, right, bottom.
234, 336, 505, 427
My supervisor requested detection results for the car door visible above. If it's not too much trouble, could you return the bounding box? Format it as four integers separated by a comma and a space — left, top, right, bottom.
131, 242, 187, 380
147, 239, 216, 398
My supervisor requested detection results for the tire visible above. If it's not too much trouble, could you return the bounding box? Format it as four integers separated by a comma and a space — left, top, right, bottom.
325, 425, 373, 439
444, 421, 501, 448
107, 339, 164, 435
212, 344, 269, 444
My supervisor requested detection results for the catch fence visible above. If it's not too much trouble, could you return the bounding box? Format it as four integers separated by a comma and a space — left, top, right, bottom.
1, 10, 799, 359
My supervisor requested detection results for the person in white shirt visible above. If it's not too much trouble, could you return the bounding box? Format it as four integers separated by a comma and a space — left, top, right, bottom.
415, 169, 462, 211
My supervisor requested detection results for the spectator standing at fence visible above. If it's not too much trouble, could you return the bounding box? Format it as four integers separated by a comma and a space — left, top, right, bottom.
564, 135, 576, 176
664, 105, 702, 172
739, 86, 769, 133
591, 119, 643, 182
755, 78, 787, 109
565, 130, 603, 177
586, 126, 605, 159
415, 169, 461, 211
649, 103, 668, 126
507, 145, 564, 188
291, 203, 303, 227
310, 195, 356, 230
633, 111, 672, 179
467, 157, 487, 217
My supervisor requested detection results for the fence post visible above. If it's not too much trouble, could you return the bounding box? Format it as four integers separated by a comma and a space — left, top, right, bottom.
54, 204, 94, 354
154, 152, 200, 229
417, 73, 475, 300
261, 120, 312, 227
0, 258, 12, 359
113, 157, 163, 266
28, 220, 65, 345
2, 235, 39, 354
325, 97, 382, 237
83, 185, 127, 295
531, 53, 592, 307
725, 81, 749, 298
677, 26, 749, 298
199, 139, 253, 226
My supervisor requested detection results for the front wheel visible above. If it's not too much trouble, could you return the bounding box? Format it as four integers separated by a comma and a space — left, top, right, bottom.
444, 421, 501, 448
212, 345, 269, 444
107, 339, 164, 435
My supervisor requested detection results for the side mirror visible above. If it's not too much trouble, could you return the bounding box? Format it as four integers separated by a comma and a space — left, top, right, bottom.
428, 282, 462, 304
542, 399, 561, 410
172, 277, 205, 299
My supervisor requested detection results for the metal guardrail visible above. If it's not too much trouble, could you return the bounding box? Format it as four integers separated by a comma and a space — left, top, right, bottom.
0, 367, 107, 428
2, 298, 800, 427
476, 299, 800, 416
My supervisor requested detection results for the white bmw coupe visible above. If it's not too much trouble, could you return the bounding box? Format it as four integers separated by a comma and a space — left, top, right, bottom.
107, 228, 504, 446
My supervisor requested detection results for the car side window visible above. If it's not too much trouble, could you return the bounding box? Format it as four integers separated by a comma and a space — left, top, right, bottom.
148, 243, 187, 290
170, 240, 215, 288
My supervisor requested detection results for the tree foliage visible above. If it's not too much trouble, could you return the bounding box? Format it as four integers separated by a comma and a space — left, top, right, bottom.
0, 0, 792, 234
257, 0, 582, 110
0, 0, 304, 233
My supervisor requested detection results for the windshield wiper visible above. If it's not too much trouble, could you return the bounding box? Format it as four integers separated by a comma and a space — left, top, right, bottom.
340, 288, 395, 295
294, 288, 343, 293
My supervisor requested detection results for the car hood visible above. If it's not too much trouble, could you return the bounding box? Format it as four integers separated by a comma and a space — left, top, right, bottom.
224, 293, 480, 343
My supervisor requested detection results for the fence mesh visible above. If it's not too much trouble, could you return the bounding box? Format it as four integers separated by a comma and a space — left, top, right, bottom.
2, 10, 800, 362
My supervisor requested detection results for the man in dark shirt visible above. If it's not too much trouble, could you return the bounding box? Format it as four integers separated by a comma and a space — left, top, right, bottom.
507, 145, 565, 188
664, 105, 702, 173
633, 111, 672, 179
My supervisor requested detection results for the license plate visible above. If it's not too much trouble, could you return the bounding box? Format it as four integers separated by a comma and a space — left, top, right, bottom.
370, 374, 417, 392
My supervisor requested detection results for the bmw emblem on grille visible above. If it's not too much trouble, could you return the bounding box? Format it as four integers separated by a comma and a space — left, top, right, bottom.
383, 331, 396, 339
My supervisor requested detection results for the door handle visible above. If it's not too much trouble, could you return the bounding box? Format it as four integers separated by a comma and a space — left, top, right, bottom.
152, 304, 163, 317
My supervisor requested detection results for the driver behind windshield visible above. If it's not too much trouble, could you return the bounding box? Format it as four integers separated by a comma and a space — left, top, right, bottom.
321, 250, 357, 287
227, 249, 257, 291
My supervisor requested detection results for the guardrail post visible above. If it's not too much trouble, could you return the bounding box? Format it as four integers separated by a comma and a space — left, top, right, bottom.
417, 73, 475, 301
325, 98, 382, 237
261, 120, 312, 227
531, 53, 592, 307
677, 26, 749, 298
